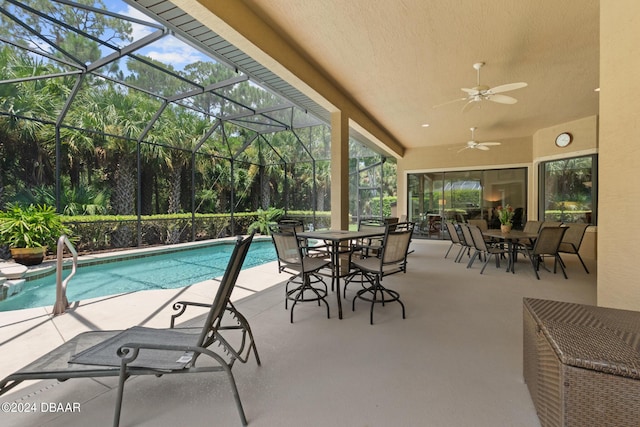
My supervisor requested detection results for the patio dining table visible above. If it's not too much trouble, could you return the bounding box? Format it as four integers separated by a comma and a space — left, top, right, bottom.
482, 229, 539, 273
297, 229, 386, 319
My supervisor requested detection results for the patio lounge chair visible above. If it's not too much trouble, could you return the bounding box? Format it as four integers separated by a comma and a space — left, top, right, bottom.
0, 233, 260, 427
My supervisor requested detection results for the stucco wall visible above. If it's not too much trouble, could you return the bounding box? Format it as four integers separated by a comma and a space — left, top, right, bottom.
597, 0, 640, 310
533, 116, 598, 159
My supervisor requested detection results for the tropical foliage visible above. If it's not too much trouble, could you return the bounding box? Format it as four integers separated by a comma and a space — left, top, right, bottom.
0, 204, 70, 248
0, 1, 396, 251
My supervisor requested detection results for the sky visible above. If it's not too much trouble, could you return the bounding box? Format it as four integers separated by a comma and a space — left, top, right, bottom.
108, 0, 210, 70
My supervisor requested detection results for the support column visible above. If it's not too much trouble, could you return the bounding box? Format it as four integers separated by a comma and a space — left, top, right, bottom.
331, 111, 350, 230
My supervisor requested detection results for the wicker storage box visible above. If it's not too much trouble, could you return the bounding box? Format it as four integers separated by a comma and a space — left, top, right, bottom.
523, 298, 640, 427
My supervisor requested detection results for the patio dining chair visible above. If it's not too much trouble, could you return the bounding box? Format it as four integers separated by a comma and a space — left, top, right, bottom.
520, 226, 568, 279
271, 228, 331, 322
346, 222, 414, 324
0, 233, 260, 427
354, 218, 387, 257
458, 223, 477, 265
444, 221, 465, 261
557, 222, 591, 273
513, 220, 544, 257
467, 224, 508, 274
467, 218, 489, 231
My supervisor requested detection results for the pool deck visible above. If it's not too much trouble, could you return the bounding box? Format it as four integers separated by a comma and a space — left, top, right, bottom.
0, 239, 599, 427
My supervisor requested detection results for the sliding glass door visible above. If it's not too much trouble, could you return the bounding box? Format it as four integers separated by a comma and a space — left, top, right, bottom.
408, 167, 527, 239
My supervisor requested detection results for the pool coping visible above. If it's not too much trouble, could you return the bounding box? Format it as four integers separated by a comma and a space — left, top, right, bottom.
1, 235, 272, 282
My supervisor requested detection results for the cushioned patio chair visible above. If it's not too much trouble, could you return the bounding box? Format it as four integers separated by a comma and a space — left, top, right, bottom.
347, 222, 414, 324
0, 233, 260, 427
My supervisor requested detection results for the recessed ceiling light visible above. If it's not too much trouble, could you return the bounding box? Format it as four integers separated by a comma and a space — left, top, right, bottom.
421, 123, 430, 127
594, 87, 600, 92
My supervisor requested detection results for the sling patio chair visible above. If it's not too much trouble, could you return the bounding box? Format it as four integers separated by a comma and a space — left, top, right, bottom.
345, 222, 414, 324
458, 223, 478, 266
0, 233, 261, 427
557, 222, 591, 273
467, 224, 508, 274
271, 227, 331, 322
444, 221, 465, 262
519, 226, 568, 280
513, 220, 543, 257
354, 218, 387, 257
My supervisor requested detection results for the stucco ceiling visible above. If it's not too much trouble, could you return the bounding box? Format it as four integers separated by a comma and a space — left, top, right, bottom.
240, 0, 600, 151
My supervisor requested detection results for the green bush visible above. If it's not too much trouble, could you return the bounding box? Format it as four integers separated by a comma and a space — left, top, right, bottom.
0, 203, 70, 249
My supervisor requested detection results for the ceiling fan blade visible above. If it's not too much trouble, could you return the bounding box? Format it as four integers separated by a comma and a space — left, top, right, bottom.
478, 142, 501, 146
461, 100, 479, 112
486, 94, 518, 104
488, 82, 528, 94
461, 87, 480, 95
433, 97, 467, 109
487, 82, 527, 95
456, 146, 470, 153
476, 145, 490, 151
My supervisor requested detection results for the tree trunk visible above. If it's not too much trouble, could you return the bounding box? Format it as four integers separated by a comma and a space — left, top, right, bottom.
111, 160, 135, 248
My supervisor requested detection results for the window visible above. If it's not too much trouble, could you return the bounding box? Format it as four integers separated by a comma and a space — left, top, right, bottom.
539, 155, 597, 224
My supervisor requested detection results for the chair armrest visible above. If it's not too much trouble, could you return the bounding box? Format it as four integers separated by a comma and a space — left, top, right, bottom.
170, 301, 212, 327
349, 243, 383, 262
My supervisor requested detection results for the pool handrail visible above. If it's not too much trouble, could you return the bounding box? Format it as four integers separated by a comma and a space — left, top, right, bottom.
53, 235, 78, 315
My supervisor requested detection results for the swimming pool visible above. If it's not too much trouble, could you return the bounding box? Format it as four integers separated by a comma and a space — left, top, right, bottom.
0, 239, 276, 312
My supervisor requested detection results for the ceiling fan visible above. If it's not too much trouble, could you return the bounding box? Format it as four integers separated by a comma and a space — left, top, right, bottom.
455, 127, 501, 153
434, 62, 527, 112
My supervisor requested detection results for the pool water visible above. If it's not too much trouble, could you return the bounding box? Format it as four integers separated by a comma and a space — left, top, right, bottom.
0, 240, 276, 312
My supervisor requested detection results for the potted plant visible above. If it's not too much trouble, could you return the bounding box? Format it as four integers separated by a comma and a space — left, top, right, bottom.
0, 203, 70, 265
495, 204, 515, 233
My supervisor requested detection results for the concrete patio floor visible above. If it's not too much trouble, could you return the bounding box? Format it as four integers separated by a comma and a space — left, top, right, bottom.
0, 238, 597, 426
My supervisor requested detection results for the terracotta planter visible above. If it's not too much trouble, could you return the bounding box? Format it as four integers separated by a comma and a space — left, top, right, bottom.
500, 224, 512, 234
10, 247, 47, 266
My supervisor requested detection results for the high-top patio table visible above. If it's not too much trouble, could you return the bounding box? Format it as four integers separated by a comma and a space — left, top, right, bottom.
482, 229, 539, 273
297, 229, 385, 319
